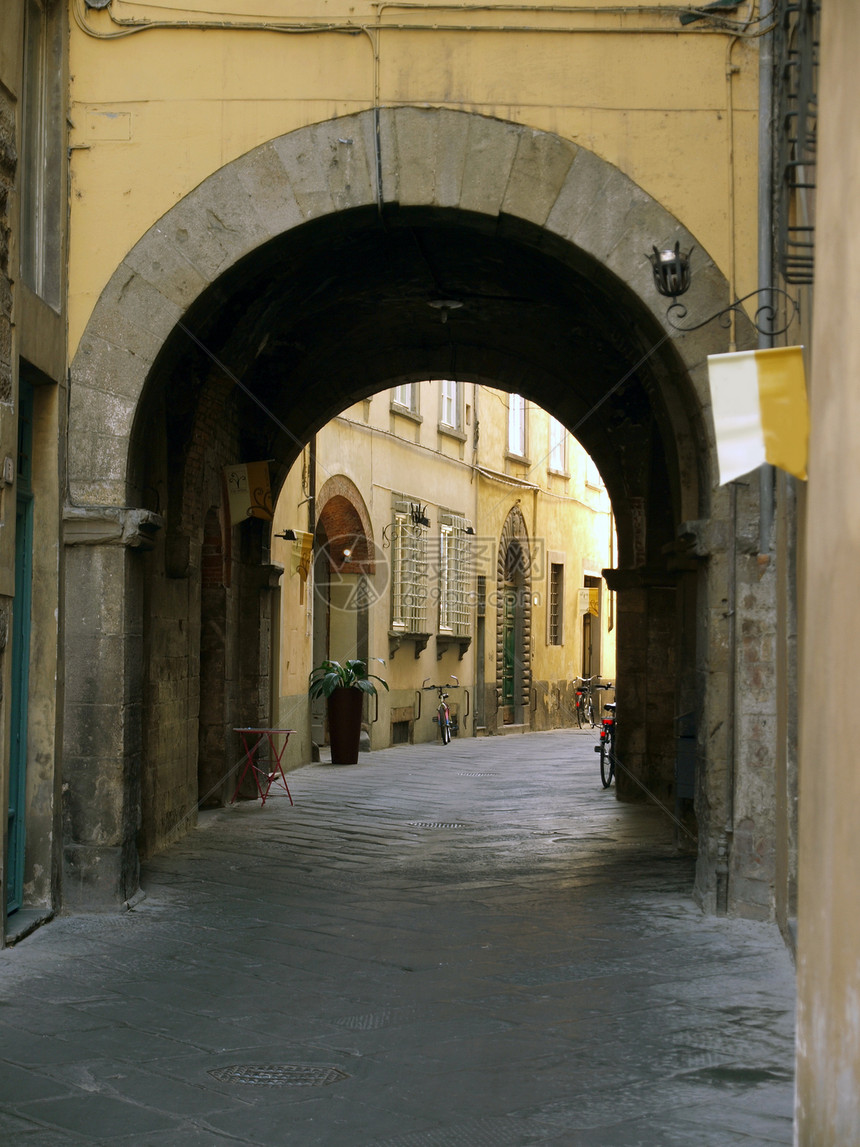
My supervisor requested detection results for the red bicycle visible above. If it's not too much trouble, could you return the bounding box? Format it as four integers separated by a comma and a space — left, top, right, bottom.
423, 677, 459, 744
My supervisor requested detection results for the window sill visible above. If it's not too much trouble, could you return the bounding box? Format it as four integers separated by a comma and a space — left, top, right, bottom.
390, 403, 423, 424
437, 423, 467, 443
436, 633, 472, 661
505, 451, 530, 467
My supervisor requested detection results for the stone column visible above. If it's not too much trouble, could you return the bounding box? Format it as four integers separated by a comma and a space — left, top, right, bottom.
62, 507, 161, 910
603, 570, 678, 808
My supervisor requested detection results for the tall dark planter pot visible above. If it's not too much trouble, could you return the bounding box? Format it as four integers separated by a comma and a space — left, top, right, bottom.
327, 687, 365, 764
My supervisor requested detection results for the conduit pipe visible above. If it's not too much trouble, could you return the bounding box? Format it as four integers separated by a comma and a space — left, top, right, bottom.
757, 3, 776, 555
75, 0, 769, 40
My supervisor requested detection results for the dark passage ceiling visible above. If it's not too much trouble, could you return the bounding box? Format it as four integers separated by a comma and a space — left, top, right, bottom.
142, 205, 699, 547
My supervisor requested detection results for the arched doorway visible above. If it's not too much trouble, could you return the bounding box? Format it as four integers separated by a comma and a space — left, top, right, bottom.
311, 480, 375, 748
63, 108, 751, 911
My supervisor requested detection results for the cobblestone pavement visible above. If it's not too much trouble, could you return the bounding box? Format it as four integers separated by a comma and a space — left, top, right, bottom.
1, 730, 796, 1145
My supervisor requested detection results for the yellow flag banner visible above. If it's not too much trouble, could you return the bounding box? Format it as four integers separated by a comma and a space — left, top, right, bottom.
577, 588, 599, 616
289, 531, 314, 603
707, 346, 809, 485
223, 461, 274, 525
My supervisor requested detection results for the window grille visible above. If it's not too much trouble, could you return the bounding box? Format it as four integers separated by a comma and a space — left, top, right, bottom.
391, 500, 428, 632
776, 0, 819, 286
477, 575, 486, 619
438, 511, 471, 636
548, 563, 563, 645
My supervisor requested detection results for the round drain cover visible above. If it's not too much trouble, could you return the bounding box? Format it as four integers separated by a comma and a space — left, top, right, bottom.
208, 1064, 349, 1087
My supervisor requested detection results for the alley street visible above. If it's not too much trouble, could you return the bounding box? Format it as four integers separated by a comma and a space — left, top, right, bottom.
0, 731, 795, 1145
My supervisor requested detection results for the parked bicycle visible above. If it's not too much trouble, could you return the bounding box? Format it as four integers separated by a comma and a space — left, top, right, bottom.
423, 676, 459, 744
594, 697, 616, 787
574, 676, 597, 728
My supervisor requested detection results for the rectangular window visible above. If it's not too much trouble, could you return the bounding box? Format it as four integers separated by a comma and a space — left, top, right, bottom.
440, 380, 459, 429
438, 511, 471, 635
585, 454, 604, 489
439, 524, 452, 630
21, 0, 62, 310
549, 417, 566, 473
391, 501, 428, 632
508, 394, 526, 457
392, 383, 418, 412
548, 562, 564, 645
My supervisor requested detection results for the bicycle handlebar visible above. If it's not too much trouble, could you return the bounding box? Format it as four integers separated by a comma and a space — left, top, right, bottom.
422, 676, 460, 690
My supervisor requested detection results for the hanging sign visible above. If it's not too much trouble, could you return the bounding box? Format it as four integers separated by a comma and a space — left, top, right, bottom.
578, 587, 599, 615
223, 461, 274, 526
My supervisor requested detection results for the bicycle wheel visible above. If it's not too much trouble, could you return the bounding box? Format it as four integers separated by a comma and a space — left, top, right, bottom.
586, 697, 596, 728
575, 696, 583, 728
600, 735, 614, 788
440, 709, 452, 745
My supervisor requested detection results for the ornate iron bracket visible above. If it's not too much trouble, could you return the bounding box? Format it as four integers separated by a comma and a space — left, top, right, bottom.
665, 287, 799, 338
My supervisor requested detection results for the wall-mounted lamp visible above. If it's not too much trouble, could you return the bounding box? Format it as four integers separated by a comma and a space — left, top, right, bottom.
274, 529, 297, 541
648, 242, 693, 300
647, 243, 798, 338
342, 547, 352, 560
464, 526, 475, 535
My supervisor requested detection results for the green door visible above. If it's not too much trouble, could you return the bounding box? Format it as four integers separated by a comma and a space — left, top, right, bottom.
7, 383, 33, 916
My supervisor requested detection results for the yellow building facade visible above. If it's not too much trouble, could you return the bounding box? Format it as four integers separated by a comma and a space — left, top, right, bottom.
273, 381, 615, 760
68, 1, 760, 358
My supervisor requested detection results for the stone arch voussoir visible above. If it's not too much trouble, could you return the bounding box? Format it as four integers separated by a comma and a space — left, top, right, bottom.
70, 107, 735, 509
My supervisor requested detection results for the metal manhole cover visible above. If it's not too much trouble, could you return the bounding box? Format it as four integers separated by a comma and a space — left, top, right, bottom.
457, 772, 498, 777
208, 1064, 349, 1087
408, 821, 468, 829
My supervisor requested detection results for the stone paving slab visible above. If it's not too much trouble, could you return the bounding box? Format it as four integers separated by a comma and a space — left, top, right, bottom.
1, 731, 796, 1144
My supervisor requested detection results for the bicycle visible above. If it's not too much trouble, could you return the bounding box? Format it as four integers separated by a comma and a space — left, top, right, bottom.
423, 676, 459, 745
574, 676, 597, 728
594, 698, 616, 787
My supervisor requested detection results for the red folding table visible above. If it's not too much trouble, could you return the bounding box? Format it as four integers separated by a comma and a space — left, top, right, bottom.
232, 728, 296, 806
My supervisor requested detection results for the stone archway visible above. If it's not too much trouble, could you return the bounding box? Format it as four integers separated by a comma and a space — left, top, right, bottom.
63, 107, 756, 913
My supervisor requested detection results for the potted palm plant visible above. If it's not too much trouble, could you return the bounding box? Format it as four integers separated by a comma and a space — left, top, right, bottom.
308, 658, 389, 764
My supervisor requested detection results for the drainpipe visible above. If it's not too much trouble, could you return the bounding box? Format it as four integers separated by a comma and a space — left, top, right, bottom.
307, 434, 317, 639
758, 6, 776, 555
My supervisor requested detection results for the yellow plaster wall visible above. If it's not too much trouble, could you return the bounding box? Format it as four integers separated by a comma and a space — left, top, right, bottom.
69, 3, 762, 354
274, 380, 614, 746
795, 4, 860, 1137
473, 390, 615, 700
